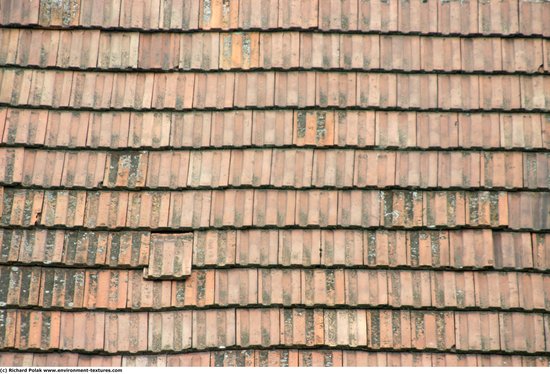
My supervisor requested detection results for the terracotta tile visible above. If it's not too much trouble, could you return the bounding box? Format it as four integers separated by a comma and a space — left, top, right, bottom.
168, 191, 211, 229
346, 269, 388, 306
499, 313, 546, 353
97, 32, 139, 69
423, 191, 466, 228
171, 270, 215, 308
122, 355, 165, 367
395, 151, 438, 188
187, 150, 230, 187
278, 0, 318, 28
357, 73, 397, 108
0, 69, 33, 105
179, 32, 219, 70
39, 267, 85, 309
532, 233, 550, 270
20, 149, 65, 187
211, 350, 255, 367
146, 151, 189, 188
278, 229, 322, 267
199, 0, 238, 29
2, 189, 44, 227
461, 38, 502, 72
160, 0, 200, 30
410, 230, 450, 268
438, 0, 478, 34
144, 233, 193, 279
338, 190, 380, 228
69, 72, 112, 109
342, 351, 387, 366
0, 230, 25, 264
119, 0, 161, 29
271, 148, 313, 185
0, 309, 17, 348
87, 112, 131, 149
79, 0, 122, 28
258, 268, 301, 305
261, 32, 300, 69
233, 72, 274, 107
61, 151, 107, 188
83, 270, 128, 309
321, 229, 363, 266
33, 351, 81, 366
432, 271, 476, 308
520, 0, 549, 36
39, 0, 81, 26
448, 229, 494, 269
492, 231, 532, 270
376, 111, 416, 148
253, 190, 295, 227
420, 36, 461, 72
214, 269, 257, 306
411, 311, 454, 350
381, 35, 420, 72
280, 308, 324, 346
15, 310, 61, 350
324, 309, 367, 348
192, 230, 236, 267
517, 273, 547, 311
166, 352, 211, 367
125, 192, 170, 229
339, 34, 379, 70
275, 71, 302, 107
30, 70, 76, 107
401, 0, 438, 32
458, 113, 501, 149
0, 266, 41, 307
522, 76, 550, 110
438, 151, 481, 188
15, 29, 59, 67
193, 72, 229, 111
358, 0, 397, 32
503, 38, 544, 73
255, 350, 299, 367
319, 0, 357, 31
219, 32, 260, 69
84, 191, 128, 229
437, 74, 479, 110
500, 113, 544, 150
236, 309, 280, 347
397, 74, 438, 109
0, 147, 24, 184
152, 72, 194, 109
192, 309, 236, 349
480, 75, 522, 110
59, 312, 104, 351
111, 73, 155, 109
293, 111, 335, 147
1, 109, 47, 146
235, 229, 278, 266
417, 113, 464, 148
148, 311, 192, 351
295, 190, 338, 227
523, 153, 549, 189
480, 152, 522, 189
251, 110, 293, 147
302, 269, 345, 306
105, 312, 148, 353
381, 190, 423, 228
390, 270, 432, 308
210, 190, 254, 228
0, 0, 40, 25
170, 112, 212, 148
367, 310, 411, 349
301, 33, 340, 69
238, 0, 278, 29
479, 0, 519, 35
353, 151, 395, 187
0, 352, 34, 366
128, 270, 172, 309
455, 312, 500, 351
138, 33, 179, 70
57, 30, 100, 69
210, 111, 252, 147
509, 192, 550, 230
228, 149, 271, 187
363, 230, 408, 267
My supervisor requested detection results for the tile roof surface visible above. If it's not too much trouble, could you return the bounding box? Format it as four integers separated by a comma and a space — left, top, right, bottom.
0, 0, 549, 367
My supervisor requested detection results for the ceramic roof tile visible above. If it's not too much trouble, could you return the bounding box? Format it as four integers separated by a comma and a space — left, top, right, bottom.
2, 0, 549, 367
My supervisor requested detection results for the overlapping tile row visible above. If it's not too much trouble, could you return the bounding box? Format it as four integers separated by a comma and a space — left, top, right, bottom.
2, 29, 549, 73
2, 228, 548, 271
2, 350, 550, 367
1, 187, 548, 230
1, 308, 549, 354
2, 108, 549, 150
1, 228, 548, 271
1, 69, 549, 111
2, 147, 548, 190
1, 265, 549, 311
1, 0, 548, 36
